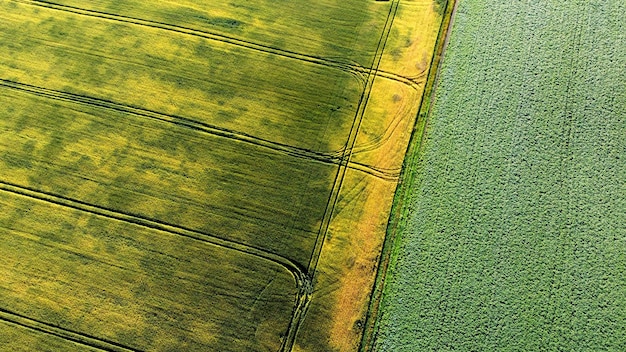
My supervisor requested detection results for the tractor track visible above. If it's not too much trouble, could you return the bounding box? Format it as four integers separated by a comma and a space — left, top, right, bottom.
307, 0, 399, 279
0, 79, 398, 181
0, 307, 141, 352
0, 181, 313, 352
14, 0, 421, 91
287, 1, 399, 350
3, 1, 406, 350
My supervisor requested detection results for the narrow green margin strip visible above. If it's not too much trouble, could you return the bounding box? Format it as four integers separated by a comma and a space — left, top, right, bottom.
358, 1, 459, 350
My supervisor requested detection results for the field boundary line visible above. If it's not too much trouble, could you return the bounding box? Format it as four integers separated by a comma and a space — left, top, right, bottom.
307, 0, 399, 280
283, 1, 399, 350
14, 0, 421, 90
0, 307, 140, 352
0, 79, 398, 181
0, 181, 311, 351
357, 0, 459, 350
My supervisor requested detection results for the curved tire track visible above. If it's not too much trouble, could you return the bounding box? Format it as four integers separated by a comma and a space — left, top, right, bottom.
0, 79, 397, 181
348, 83, 419, 157
290, 1, 400, 349
0, 308, 140, 352
0, 181, 312, 352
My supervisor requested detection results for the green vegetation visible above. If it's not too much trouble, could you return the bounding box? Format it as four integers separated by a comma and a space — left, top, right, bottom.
0, 320, 99, 352
375, 0, 626, 351
0, 85, 335, 266
0, 0, 446, 351
39, 0, 391, 67
0, 1, 363, 152
0, 191, 297, 351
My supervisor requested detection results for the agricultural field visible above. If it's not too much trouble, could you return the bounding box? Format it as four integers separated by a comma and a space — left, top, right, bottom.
0, 0, 448, 351
374, 0, 626, 351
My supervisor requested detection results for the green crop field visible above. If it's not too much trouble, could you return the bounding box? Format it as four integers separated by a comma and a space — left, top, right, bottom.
374, 0, 626, 351
0, 0, 448, 351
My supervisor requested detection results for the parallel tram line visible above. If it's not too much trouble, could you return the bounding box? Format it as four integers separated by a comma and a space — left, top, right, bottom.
283, 1, 400, 350
3, 0, 405, 350
0, 181, 309, 287
0, 307, 140, 352
546, 0, 587, 339
307, 0, 399, 279
0, 79, 399, 181
0, 181, 310, 352
13, 0, 421, 90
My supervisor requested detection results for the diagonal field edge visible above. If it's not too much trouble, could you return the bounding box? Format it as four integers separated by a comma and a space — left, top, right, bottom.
0, 181, 312, 352
13, 0, 423, 90
357, 1, 460, 350
282, 1, 400, 351
307, 0, 399, 277
0, 79, 399, 181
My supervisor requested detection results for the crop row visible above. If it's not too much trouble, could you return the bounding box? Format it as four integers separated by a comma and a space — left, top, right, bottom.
1, 1, 360, 152
0, 189, 298, 351
376, 0, 626, 350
